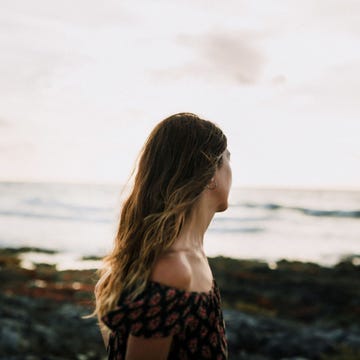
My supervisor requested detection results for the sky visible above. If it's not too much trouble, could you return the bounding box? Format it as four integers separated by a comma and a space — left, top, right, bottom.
1, 0, 359, 189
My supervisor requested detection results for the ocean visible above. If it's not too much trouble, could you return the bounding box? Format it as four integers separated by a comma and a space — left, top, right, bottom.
0, 181, 359, 269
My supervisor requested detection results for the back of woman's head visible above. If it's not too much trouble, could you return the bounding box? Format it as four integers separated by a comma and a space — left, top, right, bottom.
135, 112, 227, 218
94, 112, 227, 319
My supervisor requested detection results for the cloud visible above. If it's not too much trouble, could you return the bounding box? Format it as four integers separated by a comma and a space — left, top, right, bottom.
0, 0, 136, 101
271, 75, 287, 86
151, 31, 266, 85
1, 0, 133, 28
0, 118, 9, 127
0, 9, 90, 98
287, 61, 360, 112
0, 141, 35, 155
307, 0, 360, 34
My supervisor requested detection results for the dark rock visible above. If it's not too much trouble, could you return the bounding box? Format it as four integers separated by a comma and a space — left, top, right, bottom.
0, 293, 106, 359
223, 309, 358, 360
1, 248, 359, 359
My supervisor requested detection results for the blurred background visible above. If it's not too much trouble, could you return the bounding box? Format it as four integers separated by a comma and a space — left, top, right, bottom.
1, 1, 359, 359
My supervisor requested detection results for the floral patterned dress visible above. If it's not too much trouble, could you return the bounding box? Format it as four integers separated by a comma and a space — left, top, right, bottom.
101, 278, 228, 359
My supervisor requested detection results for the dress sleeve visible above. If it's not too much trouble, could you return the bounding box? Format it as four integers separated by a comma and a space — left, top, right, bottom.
101, 282, 198, 338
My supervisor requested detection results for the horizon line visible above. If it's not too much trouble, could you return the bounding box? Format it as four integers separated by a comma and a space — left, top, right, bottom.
0, 178, 359, 192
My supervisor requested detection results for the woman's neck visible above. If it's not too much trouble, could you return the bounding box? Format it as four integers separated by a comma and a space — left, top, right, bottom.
172, 195, 215, 253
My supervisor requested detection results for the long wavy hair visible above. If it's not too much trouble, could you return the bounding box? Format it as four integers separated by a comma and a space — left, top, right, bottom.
94, 112, 227, 322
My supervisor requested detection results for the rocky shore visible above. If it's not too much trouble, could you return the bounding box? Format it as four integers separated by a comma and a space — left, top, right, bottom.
0, 248, 359, 360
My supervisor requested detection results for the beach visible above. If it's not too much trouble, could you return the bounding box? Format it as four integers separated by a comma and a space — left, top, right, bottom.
1, 247, 359, 360
1, 182, 360, 359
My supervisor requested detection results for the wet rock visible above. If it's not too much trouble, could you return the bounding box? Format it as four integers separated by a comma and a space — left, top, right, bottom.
0, 293, 106, 360
1, 248, 359, 359
224, 309, 359, 359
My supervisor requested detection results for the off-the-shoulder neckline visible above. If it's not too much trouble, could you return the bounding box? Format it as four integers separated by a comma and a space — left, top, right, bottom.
147, 278, 216, 297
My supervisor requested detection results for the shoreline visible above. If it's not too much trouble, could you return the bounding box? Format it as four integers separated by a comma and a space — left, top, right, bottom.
2, 246, 359, 271
1, 247, 360, 359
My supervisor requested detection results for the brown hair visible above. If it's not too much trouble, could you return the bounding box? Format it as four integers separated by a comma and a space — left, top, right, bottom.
94, 112, 227, 321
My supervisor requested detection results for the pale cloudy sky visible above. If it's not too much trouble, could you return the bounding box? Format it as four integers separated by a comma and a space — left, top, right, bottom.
1, 0, 359, 189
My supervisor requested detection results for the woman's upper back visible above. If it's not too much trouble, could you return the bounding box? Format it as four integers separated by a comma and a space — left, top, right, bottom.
102, 251, 228, 359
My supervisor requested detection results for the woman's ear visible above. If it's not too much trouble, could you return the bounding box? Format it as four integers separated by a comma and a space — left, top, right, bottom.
206, 178, 217, 190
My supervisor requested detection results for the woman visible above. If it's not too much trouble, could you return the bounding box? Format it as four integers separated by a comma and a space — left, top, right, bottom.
94, 112, 232, 359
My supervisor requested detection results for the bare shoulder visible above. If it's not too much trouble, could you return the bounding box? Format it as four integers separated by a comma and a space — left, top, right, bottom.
150, 251, 192, 291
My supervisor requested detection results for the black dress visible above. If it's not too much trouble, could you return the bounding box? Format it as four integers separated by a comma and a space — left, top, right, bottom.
101, 278, 228, 359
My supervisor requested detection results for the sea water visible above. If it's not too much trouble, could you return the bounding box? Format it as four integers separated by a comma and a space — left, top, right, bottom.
0, 181, 359, 269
